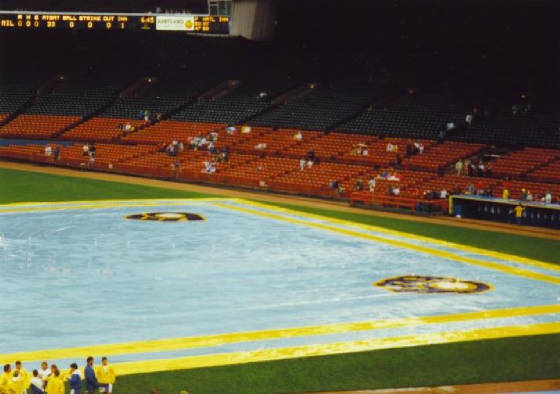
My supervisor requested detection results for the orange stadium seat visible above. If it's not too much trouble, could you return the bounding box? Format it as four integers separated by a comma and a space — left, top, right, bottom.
62, 117, 145, 142
491, 147, 560, 178
0, 114, 80, 139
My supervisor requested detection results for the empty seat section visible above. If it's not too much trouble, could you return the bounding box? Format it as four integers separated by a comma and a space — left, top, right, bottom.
0, 114, 80, 138
250, 89, 368, 130
490, 147, 560, 178
402, 142, 484, 171
121, 121, 225, 144
62, 118, 145, 142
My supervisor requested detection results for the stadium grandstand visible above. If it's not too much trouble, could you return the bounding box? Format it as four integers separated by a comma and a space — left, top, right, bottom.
0, 1, 559, 394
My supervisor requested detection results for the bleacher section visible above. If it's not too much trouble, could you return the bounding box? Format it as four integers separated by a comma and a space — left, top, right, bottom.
340, 94, 466, 139
250, 89, 369, 131
490, 147, 560, 178
1, 76, 560, 212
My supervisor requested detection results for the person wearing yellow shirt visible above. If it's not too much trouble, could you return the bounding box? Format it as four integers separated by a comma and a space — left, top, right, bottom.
7, 370, 25, 394
95, 358, 116, 394
13, 362, 29, 393
512, 204, 525, 225
44, 370, 63, 394
1, 364, 13, 394
502, 188, 510, 199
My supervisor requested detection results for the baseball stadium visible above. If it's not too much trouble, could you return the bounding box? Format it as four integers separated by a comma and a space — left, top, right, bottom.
0, 1, 559, 394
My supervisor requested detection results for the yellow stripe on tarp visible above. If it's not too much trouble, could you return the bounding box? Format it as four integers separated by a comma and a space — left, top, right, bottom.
3, 304, 560, 363
0, 198, 224, 214
235, 198, 560, 273
213, 202, 560, 286
109, 321, 560, 375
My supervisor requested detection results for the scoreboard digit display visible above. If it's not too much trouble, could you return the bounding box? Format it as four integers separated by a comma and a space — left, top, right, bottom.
0, 1, 230, 34
0, 12, 229, 33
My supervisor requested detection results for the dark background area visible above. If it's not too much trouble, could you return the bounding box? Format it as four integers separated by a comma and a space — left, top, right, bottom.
0, 0, 209, 14
0, 0, 558, 104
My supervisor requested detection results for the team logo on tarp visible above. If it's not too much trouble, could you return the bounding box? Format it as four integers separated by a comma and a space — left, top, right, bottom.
125, 212, 205, 222
374, 275, 491, 294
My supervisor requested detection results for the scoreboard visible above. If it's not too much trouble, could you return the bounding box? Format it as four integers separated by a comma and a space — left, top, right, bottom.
0, 12, 230, 34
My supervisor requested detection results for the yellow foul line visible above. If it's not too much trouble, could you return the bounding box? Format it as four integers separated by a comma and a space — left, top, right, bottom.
4, 304, 560, 363
107, 321, 560, 375
213, 202, 560, 286
236, 198, 560, 273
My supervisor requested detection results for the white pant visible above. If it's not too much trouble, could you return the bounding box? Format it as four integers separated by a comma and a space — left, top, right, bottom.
99, 384, 113, 393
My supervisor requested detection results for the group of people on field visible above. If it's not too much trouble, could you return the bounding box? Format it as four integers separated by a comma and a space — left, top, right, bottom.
0, 357, 116, 394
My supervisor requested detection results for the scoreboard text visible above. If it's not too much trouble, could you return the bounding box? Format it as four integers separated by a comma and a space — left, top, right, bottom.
0, 12, 229, 34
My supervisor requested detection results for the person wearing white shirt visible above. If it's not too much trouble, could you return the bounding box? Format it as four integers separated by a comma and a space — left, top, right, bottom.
38, 362, 50, 382
545, 191, 552, 204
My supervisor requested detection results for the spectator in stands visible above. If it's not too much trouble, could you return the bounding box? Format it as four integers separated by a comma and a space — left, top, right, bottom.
203, 161, 216, 174
329, 180, 339, 190
455, 160, 464, 176
440, 188, 449, 199
466, 183, 475, 194
465, 113, 473, 128
545, 190, 552, 204
526, 190, 534, 201
502, 187, 510, 200
368, 178, 376, 192
208, 142, 216, 154
386, 142, 394, 152
44, 145, 52, 157
354, 178, 363, 191
166, 144, 176, 157
124, 123, 132, 132
293, 131, 303, 141
89, 143, 96, 157
155, 113, 163, 121
468, 161, 476, 177
378, 170, 389, 180
520, 188, 528, 201
82, 144, 89, 156
438, 128, 446, 143
406, 140, 414, 157
452, 184, 462, 195
220, 149, 229, 163
226, 126, 237, 135
53, 146, 60, 161
254, 143, 267, 151
306, 150, 316, 161
306, 159, 314, 169
299, 158, 306, 171
477, 161, 485, 177
414, 141, 424, 154
387, 172, 400, 181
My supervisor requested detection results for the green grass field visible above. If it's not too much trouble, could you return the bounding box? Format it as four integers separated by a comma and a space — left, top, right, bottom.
2, 167, 560, 394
